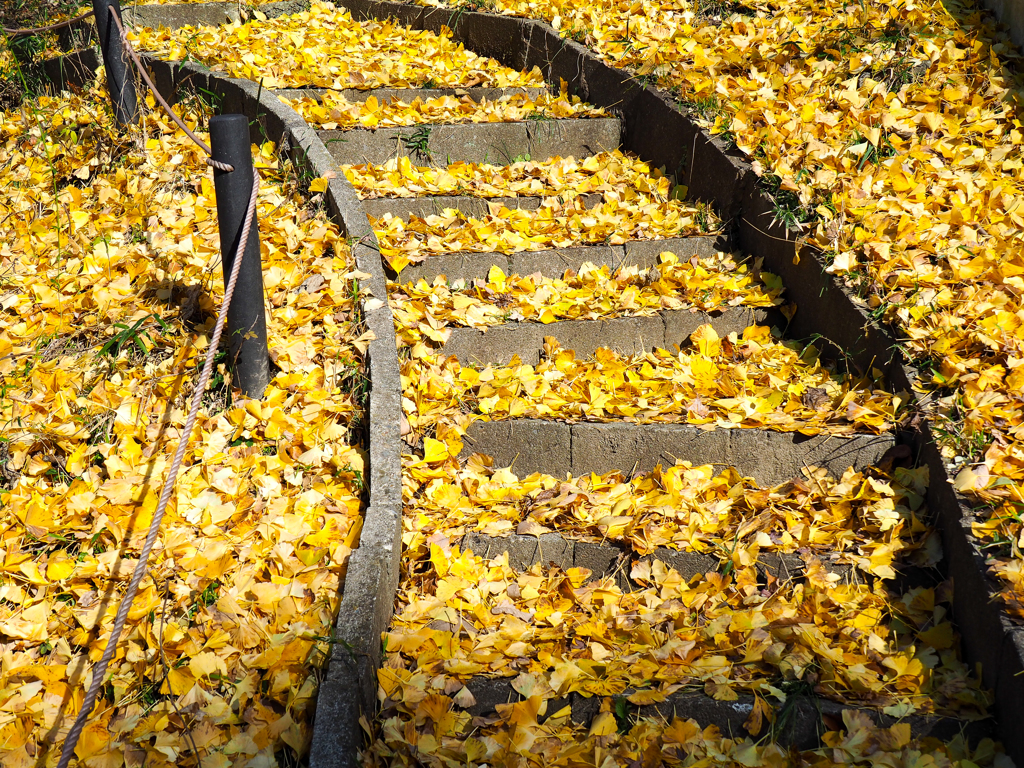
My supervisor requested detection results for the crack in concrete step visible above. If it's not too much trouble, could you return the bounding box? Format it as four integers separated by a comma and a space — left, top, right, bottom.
364, 191, 604, 220
274, 86, 549, 103
460, 532, 859, 592
437, 680, 994, 748
319, 117, 621, 166
459, 419, 896, 487
395, 234, 729, 283
437, 305, 782, 366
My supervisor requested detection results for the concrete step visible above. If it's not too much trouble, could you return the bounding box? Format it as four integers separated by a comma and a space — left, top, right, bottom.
363, 191, 604, 220
460, 531, 860, 591
437, 681, 993, 748
392, 234, 729, 283
275, 85, 549, 104
459, 419, 895, 486
320, 117, 621, 166
436, 305, 782, 366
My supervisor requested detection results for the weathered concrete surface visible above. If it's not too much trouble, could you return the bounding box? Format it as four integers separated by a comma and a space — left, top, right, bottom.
438, 306, 779, 366
363, 192, 603, 220
981, 0, 1024, 52
461, 419, 895, 486
460, 532, 856, 587
451, 678, 990, 747
124, 2, 240, 29
274, 85, 548, 103
395, 234, 729, 284
319, 117, 620, 166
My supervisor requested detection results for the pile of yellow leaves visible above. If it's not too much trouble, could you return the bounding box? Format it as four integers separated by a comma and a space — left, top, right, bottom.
368, 706, 1007, 768
0, 85, 365, 766
380, 546, 987, 717
391, 256, 783, 349
344, 150, 677, 199
375, 194, 718, 274
399, 0, 1024, 619
403, 447, 936, 576
286, 87, 605, 130
403, 325, 902, 437
133, 1, 544, 91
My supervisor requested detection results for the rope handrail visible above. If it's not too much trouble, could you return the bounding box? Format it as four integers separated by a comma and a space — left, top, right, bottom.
53, 6, 262, 767
107, 9, 233, 171
55, 168, 257, 768
1, 9, 95, 35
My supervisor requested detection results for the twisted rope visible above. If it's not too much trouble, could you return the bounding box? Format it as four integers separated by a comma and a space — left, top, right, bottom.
55, 165, 259, 768
1, 9, 95, 35
107, 9, 234, 171
53, 6, 265, 766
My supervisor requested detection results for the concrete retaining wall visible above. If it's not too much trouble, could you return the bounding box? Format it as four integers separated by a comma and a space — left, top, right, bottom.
981, 0, 1024, 51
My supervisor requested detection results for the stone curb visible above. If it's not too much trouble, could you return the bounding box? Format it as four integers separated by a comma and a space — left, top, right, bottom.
438, 305, 780, 366
395, 234, 729, 283
460, 419, 895, 487
334, 2, 1024, 759
317, 116, 621, 166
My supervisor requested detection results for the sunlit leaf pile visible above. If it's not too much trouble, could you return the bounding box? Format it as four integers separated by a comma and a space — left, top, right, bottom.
402, 325, 902, 437
286, 86, 605, 129
375, 195, 719, 274
380, 546, 986, 716
0, 83, 365, 767
343, 150, 683, 199
404, 447, 937, 576
365, 707, 1009, 768
134, 1, 545, 91
391, 256, 783, 350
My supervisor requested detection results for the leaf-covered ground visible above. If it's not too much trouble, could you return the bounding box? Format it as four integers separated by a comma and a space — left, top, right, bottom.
134, 2, 545, 90
402, 325, 902, 438
343, 150, 684, 199
286, 87, 606, 129
0, 82, 366, 767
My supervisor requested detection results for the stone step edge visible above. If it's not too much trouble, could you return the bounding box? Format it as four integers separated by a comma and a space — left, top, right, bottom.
363, 192, 605, 220
274, 85, 549, 104
417, 679, 993, 748
319, 116, 622, 167
436, 305, 782, 366
459, 417, 897, 488
460, 531, 860, 591
393, 233, 729, 283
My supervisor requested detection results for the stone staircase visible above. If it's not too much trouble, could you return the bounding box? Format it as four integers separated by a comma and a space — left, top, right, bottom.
309, 58, 993, 756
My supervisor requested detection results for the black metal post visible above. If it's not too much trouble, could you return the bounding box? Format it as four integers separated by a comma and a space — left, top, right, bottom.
210, 114, 270, 399
92, 0, 139, 127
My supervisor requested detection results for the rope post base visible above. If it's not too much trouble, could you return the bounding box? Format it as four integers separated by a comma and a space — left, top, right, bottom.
210, 114, 270, 399
92, 0, 138, 126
